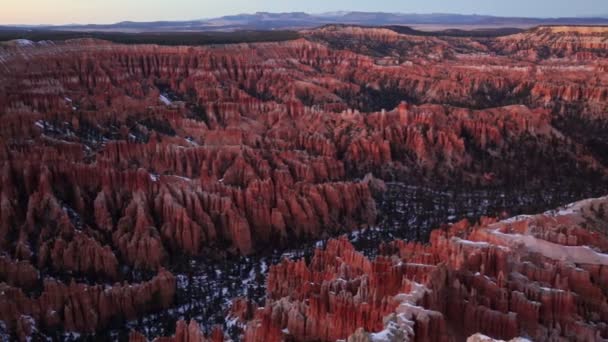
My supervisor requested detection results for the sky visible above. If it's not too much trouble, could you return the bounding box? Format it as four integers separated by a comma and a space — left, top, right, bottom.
2, 0, 607, 25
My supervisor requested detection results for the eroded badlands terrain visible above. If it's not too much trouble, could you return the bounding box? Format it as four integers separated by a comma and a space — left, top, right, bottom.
0, 25, 607, 341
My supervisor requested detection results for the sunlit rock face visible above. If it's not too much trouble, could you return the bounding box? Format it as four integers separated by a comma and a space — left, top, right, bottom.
494, 26, 608, 60
0, 25, 606, 340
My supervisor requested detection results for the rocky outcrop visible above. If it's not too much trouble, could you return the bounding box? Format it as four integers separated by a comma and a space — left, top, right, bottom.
0, 256, 39, 290
244, 196, 608, 341
304, 25, 485, 61
0, 25, 607, 340
495, 26, 608, 59
0, 269, 176, 337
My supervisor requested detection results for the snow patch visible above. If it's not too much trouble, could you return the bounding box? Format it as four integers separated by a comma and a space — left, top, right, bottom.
452, 237, 491, 247
159, 94, 172, 105
489, 228, 608, 265
501, 214, 533, 224
370, 324, 395, 341
15, 39, 34, 47
466, 333, 533, 342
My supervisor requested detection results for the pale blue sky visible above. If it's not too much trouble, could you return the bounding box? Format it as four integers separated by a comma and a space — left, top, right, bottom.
2, 0, 607, 25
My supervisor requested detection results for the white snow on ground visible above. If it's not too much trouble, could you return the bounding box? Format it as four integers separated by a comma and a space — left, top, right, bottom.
370, 282, 432, 341
539, 286, 565, 293
370, 320, 399, 341
543, 195, 608, 217
489, 228, 608, 266
159, 94, 172, 105
225, 316, 241, 330
185, 137, 199, 146
63, 332, 82, 340
399, 262, 434, 268
452, 237, 491, 247
484, 195, 608, 266
171, 175, 193, 182
500, 214, 533, 224
15, 39, 34, 47
543, 201, 579, 216
466, 333, 533, 342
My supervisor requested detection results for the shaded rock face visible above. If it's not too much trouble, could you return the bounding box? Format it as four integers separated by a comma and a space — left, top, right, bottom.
0, 25, 606, 340
1, 269, 176, 341
243, 196, 608, 341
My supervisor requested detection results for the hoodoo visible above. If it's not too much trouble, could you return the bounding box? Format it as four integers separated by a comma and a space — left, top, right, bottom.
242, 196, 608, 341
0, 19, 607, 341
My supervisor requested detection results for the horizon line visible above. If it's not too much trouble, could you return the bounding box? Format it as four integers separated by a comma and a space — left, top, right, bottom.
2, 10, 607, 27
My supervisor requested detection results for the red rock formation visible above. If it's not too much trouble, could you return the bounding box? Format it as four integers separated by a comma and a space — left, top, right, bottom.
230, 297, 258, 322
0, 256, 39, 290
494, 26, 608, 59
244, 196, 608, 341
0, 268, 175, 336
0, 25, 607, 339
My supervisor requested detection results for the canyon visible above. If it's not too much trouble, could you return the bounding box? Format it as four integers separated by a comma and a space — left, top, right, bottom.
0, 25, 606, 341
241, 194, 608, 341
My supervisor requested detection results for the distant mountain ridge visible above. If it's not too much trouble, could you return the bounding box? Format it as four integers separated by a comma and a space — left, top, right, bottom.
4, 11, 608, 32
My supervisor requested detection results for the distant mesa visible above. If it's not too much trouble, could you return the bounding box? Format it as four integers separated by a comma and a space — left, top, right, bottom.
2, 11, 608, 33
